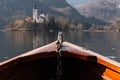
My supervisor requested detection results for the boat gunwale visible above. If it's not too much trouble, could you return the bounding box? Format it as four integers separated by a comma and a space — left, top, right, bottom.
63, 42, 120, 74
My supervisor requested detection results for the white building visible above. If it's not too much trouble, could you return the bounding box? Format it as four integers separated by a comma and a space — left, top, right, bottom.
32, 4, 46, 23
39, 12, 46, 23
33, 4, 39, 23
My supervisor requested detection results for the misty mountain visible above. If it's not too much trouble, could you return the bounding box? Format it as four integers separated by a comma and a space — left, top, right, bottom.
75, 0, 120, 23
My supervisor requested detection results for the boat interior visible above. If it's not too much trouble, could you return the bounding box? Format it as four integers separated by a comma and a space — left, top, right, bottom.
0, 51, 107, 80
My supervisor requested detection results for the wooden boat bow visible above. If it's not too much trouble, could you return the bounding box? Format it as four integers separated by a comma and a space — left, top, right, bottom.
0, 32, 120, 80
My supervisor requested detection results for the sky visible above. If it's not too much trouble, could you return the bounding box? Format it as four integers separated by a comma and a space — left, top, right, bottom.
66, 0, 88, 6
118, 5, 120, 8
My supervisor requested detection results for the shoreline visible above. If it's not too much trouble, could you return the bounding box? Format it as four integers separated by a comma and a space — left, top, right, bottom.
3, 29, 120, 33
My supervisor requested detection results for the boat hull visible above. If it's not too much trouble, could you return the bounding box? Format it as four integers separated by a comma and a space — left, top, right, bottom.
0, 41, 120, 80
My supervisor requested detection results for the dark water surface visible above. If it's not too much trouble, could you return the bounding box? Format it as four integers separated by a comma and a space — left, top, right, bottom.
0, 31, 120, 62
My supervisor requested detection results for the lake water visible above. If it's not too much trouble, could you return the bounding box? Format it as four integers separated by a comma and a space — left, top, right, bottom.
0, 31, 120, 62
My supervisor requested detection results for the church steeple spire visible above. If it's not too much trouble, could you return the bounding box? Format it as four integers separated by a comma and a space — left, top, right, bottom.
34, 4, 37, 9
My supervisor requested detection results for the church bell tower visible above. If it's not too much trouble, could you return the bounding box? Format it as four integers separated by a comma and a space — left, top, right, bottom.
33, 4, 38, 22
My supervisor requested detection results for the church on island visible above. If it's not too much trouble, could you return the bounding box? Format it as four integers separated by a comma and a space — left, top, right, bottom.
6, 3, 64, 31
32, 4, 46, 23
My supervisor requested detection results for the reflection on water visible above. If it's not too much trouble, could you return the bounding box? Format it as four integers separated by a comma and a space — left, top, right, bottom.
0, 31, 58, 61
0, 31, 120, 62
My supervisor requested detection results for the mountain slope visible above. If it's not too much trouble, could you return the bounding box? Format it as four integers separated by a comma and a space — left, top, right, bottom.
0, 0, 84, 27
75, 0, 120, 23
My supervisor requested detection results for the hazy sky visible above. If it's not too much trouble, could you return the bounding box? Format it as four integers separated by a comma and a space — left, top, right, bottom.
66, 0, 88, 6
